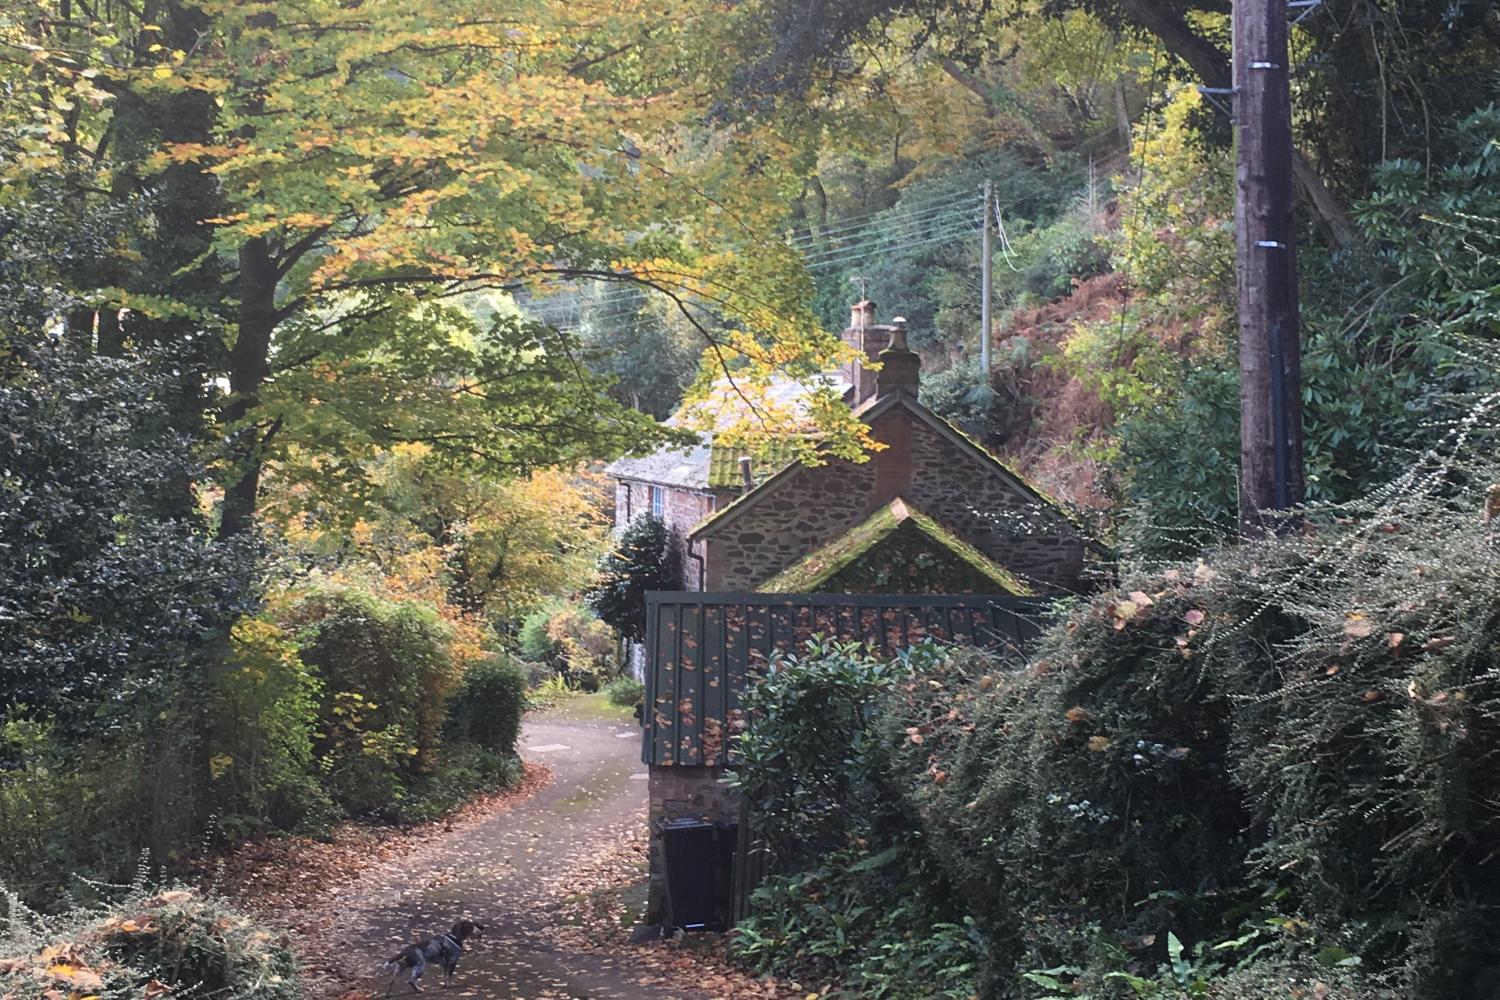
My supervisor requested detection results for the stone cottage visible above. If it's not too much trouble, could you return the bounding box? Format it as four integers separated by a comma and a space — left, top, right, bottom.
607, 299, 1096, 596
604, 371, 849, 592
612, 301, 1104, 925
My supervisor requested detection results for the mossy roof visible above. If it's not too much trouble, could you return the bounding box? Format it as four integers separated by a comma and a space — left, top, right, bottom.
756, 497, 1035, 596
706, 438, 804, 488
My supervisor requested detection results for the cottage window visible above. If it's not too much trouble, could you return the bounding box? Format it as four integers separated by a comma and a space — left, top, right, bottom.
650, 485, 665, 519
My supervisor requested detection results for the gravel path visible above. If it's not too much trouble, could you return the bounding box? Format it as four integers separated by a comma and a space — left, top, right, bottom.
335, 702, 710, 1000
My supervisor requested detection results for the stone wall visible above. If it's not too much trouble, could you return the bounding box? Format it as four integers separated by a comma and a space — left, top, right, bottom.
903, 417, 1088, 590
702, 459, 877, 591
615, 481, 734, 590
645, 764, 742, 923
697, 399, 1089, 593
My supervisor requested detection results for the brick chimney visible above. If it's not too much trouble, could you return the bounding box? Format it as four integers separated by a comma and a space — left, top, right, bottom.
875, 317, 921, 397
842, 300, 895, 405
870, 316, 918, 497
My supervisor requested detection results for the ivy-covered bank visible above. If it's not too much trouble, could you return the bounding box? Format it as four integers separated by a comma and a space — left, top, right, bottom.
731, 450, 1500, 1000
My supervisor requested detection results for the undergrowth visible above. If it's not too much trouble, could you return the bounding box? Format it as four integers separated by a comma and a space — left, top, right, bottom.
0, 874, 300, 1000
732, 432, 1500, 999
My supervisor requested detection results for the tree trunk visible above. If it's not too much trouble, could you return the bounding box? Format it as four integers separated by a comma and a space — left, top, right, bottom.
1114, 78, 1133, 149
938, 58, 1059, 161
1291, 149, 1359, 250
808, 174, 829, 237
217, 237, 278, 540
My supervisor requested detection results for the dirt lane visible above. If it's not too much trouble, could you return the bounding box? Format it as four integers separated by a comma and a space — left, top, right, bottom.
331, 700, 711, 1000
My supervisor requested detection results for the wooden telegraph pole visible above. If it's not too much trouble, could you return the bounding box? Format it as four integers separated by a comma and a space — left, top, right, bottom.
1234, 0, 1305, 534
980, 178, 993, 376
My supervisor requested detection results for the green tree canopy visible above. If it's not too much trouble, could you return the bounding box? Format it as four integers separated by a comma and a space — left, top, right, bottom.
585, 515, 681, 642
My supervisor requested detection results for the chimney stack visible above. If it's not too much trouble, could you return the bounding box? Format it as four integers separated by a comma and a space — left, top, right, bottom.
875, 316, 921, 397
842, 300, 895, 404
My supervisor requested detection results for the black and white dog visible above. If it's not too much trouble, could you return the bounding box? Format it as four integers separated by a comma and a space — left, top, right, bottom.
382, 919, 485, 993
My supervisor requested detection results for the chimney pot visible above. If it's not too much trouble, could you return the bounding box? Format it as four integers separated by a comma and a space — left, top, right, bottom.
875, 317, 921, 397
738, 455, 754, 489
851, 299, 876, 329
889, 317, 908, 351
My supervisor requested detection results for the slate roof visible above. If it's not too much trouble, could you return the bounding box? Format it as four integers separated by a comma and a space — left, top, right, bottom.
756, 497, 1035, 595
603, 433, 714, 489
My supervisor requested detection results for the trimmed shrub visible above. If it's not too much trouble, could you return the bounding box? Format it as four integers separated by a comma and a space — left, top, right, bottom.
601, 675, 644, 708
445, 655, 527, 757
279, 581, 458, 817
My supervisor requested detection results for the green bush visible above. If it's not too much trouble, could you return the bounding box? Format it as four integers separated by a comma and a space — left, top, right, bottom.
0, 346, 271, 900
445, 654, 527, 757
730, 641, 981, 997
733, 442, 1500, 998
584, 514, 680, 641
387, 743, 523, 825
732, 639, 921, 861
733, 842, 984, 1000
281, 581, 458, 818
912, 466, 1499, 996
516, 658, 556, 690
602, 675, 644, 708
517, 599, 614, 691
207, 617, 335, 839
518, 599, 565, 665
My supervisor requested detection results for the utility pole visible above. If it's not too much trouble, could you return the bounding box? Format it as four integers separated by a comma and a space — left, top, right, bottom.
1234, 0, 1305, 535
980, 179, 993, 377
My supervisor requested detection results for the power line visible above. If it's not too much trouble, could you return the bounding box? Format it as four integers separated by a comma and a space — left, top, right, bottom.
522, 199, 978, 321
535, 215, 984, 330
547, 219, 988, 333
783, 197, 971, 246
797, 210, 974, 264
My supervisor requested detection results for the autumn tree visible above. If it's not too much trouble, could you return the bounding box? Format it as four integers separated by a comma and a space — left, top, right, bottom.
731, 0, 1500, 250
367, 448, 611, 626
2, 0, 870, 542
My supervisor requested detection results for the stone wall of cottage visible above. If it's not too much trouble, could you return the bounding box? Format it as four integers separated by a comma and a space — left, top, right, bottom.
699, 402, 1088, 593
645, 764, 740, 923
615, 481, 735, 591
702, 459, 878, 591
903, 418, 1087, 590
